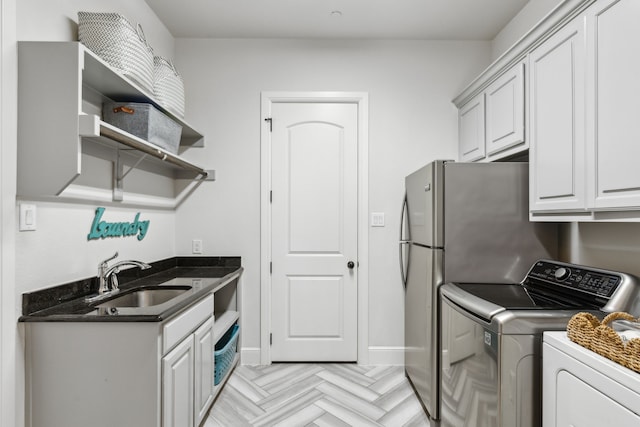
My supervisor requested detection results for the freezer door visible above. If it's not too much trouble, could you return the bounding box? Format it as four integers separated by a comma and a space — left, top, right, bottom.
405, 161, 445, 247
405, 243, 442, 420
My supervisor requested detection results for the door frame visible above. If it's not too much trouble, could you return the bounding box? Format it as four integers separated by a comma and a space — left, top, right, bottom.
260, 91, 369, 365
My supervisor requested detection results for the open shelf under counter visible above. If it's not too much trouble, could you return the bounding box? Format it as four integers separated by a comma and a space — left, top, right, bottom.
213, 311, 239, 343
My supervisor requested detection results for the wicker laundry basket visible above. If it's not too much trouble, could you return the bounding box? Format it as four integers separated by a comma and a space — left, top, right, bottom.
567, 311, 640, 373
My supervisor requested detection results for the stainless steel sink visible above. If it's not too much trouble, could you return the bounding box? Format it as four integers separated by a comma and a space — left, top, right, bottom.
96, 286, 192, 308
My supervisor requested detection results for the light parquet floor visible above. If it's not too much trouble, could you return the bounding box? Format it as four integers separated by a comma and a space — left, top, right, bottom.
204, 364, 431, 427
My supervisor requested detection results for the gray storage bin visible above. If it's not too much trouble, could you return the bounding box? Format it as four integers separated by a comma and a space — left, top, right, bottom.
102, 102, 182, 154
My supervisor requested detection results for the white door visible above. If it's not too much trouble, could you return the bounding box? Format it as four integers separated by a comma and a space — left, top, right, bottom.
193, 318, 214, 425
529, 16, 587, 212
458, 93, 486, 162
587, 0, 640, 209
485, 61, 525, 159
270, 102, 358, 361
162, 337, 195, 427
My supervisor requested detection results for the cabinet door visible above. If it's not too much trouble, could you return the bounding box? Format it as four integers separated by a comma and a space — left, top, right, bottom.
485, 62, 525, 159
458, 93, 486, 162
587, 0, 640, 209
529, 16, 587, 212
194, 317, 215, 425
163, 336, 194, 427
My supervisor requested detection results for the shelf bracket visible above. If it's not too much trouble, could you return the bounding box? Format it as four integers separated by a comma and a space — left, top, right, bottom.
113, 150, 125, 202
113, 149, 148, 201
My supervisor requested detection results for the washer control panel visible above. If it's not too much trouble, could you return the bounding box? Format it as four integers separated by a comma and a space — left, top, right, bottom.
528, 260, 621, 298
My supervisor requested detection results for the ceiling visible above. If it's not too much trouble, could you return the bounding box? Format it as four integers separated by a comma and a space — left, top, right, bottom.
144, 0, 530, 40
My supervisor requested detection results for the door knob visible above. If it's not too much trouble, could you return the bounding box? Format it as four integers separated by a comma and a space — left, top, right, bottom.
347, 261, 355, 269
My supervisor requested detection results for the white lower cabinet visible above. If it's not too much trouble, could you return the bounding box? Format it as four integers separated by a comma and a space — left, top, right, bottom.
162, 316, 215, 427
25, 293, 216, 427
194, 318, 215, 424
163, 335, 196, 427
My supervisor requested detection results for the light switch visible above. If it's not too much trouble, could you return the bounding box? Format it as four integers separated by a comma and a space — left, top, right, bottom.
19, 204, 37, 231
371, 212, 385, 227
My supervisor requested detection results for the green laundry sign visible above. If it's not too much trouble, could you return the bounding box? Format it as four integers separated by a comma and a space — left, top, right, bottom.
87, 207, 150, 241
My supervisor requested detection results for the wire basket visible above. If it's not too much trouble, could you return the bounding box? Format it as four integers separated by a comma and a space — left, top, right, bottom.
153, 56, 186, 118
78, 11, 154, 94
567, 311, 640, 373
214, 324, 239, 385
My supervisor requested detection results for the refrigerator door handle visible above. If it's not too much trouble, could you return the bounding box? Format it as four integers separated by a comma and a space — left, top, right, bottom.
399, 194, 410, 289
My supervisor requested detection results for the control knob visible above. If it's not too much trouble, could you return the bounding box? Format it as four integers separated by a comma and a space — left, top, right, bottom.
554, 267, 571, 281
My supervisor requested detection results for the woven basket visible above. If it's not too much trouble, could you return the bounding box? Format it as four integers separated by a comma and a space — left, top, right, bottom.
566, 312, 601, 350
153, 56, 185, 118
78, 12, 154, 94
567, 311, 640, 373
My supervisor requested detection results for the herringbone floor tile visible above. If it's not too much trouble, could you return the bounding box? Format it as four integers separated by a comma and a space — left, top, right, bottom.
204, 364, 430, 426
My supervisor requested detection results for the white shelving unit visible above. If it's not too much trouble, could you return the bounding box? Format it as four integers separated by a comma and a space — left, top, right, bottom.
210, 275, 240, 402
17, 41, 213, 207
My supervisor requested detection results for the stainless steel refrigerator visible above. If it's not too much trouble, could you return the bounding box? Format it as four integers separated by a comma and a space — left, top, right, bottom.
400, 160, 558, 421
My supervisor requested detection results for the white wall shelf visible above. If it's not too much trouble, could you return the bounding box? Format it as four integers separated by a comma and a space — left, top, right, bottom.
213, 310, 239, 343
17, 41, 211, 206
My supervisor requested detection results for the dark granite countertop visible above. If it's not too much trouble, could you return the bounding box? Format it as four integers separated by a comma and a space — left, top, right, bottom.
19, 257, 242, 322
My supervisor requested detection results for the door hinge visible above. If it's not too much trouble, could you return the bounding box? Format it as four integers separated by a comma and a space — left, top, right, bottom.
270, 261, 272, 274
265, 117, 272, 132
270, 190, 273, 203
270, 333, 273, 345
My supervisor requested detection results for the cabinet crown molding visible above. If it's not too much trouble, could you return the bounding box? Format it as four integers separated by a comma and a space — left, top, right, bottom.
453, 0, 598, 108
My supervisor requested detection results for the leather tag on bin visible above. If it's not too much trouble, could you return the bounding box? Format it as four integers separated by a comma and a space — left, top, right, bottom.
113, 106, 135, 114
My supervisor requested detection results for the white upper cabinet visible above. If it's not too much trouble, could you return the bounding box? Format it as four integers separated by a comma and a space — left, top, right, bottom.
454, 0, 640, 220
529, 16, 587, 213
485, 62, 525, 157
586, 0, 640, 210
457, 61, 526, 163
458, 93, 486, 162
529, 0, 640, 219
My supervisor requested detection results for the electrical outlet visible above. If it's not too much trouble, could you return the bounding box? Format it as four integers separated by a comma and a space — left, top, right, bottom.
192, 239, 203, 254
371, 212, 385, 227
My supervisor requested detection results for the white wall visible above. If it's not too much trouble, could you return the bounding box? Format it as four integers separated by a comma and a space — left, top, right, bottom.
561, 223, 640, 278
491, 0, 564, 60
1, 0, 17, 424
17, 0, 175, 58
173, 38, 492, 360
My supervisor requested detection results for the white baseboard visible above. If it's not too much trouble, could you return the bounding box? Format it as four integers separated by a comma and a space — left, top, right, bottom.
240, 347, 261, 365
367, 346, 405, 366
240, 346, 405, 366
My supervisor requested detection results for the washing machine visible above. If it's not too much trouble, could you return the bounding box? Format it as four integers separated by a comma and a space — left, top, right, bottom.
439, 259, 640, 427
543, 331, 640, 426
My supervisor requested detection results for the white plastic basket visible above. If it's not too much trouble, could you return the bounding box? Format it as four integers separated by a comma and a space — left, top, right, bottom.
153, 56, 186, 118
78, 12, 154, 94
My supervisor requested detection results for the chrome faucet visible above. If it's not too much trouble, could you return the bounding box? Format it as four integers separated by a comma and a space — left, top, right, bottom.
97, 252, 151, 295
